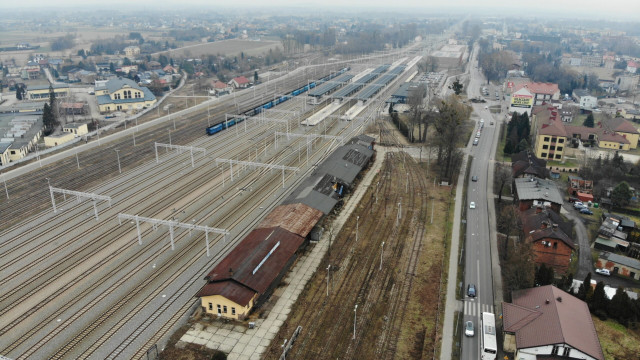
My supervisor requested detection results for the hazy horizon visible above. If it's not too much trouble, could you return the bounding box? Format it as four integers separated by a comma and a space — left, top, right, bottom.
0, 0, 638, 21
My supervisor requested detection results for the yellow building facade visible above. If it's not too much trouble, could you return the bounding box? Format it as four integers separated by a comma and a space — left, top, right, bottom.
199, 293, 257, 320
63, 123, 89, 137
96, 78, 156, 113
598, 139, 630, 150
44, 132, 74, 147
27, 83, 69, 100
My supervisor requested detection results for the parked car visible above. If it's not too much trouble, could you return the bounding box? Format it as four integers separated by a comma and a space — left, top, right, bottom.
580, 208, 593, 215
473, 138, 479, 146
476, 132, 481, 138
595, 268, 611, 276
573, 202, 585, 209
568, 197, 580, 203
465, 321, 475, 337
467, 284, 477, 297
472, 176, 478, 182
469, 202, 476, 209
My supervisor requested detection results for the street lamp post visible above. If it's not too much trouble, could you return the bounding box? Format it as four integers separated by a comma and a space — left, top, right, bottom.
353, 304, 358, 340
380, 241, 385, 270
115, 149, 121, 174
326, 265, 331, 297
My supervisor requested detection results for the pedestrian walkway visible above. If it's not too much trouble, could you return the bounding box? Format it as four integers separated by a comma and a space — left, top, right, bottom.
179, 143, 390, 360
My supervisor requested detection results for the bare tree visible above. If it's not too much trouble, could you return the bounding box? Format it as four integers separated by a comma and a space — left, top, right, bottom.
407, 84, 426, 143
494, 163, 512, 203
432, 96, 471, 181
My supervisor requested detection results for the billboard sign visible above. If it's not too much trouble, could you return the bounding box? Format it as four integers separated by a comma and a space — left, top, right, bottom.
511, 94, 533, 108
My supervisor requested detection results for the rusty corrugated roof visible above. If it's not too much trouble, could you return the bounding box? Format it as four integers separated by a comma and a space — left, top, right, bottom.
504, 285, 604, 360
257, 203, 324, 237
205, 227, 304, 295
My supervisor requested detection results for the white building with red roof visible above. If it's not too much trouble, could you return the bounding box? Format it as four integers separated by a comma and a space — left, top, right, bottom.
513, 82, 561, 106
229, 75, 250, 89
626, 60, 638, 74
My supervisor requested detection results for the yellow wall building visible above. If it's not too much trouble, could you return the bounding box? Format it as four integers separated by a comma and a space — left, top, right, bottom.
95, 78, 156, 113
603, 118, 639, 149
0, 142, 11, 166
44, 132, 74, 147
27, 83, 69, 100
63, 123, 89, 137
532, 106, 568, 161
198, 292, 258, 320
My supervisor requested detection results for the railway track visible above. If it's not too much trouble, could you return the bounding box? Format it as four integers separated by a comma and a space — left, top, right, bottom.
0, 65, 364, 359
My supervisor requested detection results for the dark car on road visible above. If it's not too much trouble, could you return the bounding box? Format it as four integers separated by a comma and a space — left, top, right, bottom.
467, 284, 477, 297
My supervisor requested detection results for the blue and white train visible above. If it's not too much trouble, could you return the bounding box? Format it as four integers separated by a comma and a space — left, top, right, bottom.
206, 67, 350, 136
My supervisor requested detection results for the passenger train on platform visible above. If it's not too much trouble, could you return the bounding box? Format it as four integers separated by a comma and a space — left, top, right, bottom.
206, 67, 350, 136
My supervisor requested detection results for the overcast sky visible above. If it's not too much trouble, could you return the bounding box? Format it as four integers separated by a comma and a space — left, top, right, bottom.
1, 0, 638, 20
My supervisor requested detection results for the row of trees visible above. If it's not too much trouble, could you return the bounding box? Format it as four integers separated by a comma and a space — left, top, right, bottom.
51, 34, 75, 51
503, 112, 530, 155
574, 272, 640, 328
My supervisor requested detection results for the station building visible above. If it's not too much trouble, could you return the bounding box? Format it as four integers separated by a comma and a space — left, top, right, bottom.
95, 78, 156, 114
26, 83, 69, 100
197, 135, 375, 319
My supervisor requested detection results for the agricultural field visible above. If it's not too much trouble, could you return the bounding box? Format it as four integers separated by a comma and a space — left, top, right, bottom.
263, 151, 452, 360
153, 39, 282, 59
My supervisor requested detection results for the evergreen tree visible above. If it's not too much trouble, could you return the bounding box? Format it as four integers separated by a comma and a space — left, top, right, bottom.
42, 103, 55, 134
577, 272, 592, 301
583, 113, 595, 127
611, 181, 632, 208
449, 78, 463, 95
591, 281, 608, 313
535, 264, 555, 286
608, 287, 631, 325
15, 85, 24, 100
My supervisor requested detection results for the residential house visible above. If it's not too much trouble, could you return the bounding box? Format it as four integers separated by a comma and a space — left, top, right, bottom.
520, 206, 575, 274
572, 89, 597, 110
601, 117, 639, 149
502, 286, 604, 360
95, 78, 156, 114
626, 60, 638, 74
0, 142, 11, 166
147, 61, 162, 70
596, 252, 640, 280
123, 46, 140, 57
162, 65, 177, 74
513, 177, 564, 213
502, 285, 604, 360
209, 80, 232, 96
531, 106, 568, 162
229, 76, 250, 89
511, 151, 549, 179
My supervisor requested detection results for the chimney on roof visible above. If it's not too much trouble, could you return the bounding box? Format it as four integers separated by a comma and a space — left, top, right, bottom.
552, 223, 558, 230
545, 299, 550, 304
229, 268, 234, 277
536, 205, 543, 214
557, 296, 563, 302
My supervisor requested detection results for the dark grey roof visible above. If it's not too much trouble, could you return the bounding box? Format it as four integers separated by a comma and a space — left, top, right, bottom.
331, 73, 379, 99
600, 252, 640, 270
97, 86, 155, 105
514, 177, 563, 204
283, 136, 374, 214
28, 83, 69, 91
0, 142, 11, 153
308, 74, 353, 97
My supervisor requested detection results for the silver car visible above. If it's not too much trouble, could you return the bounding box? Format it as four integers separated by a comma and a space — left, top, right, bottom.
465, 321, 475, 336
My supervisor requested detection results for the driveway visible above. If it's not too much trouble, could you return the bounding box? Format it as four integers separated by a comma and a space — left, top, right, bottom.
560, 203, 593, 280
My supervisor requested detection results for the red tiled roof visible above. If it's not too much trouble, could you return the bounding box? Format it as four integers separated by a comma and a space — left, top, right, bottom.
627, 60, 638, 68
539, 119, 567, 137
604, 117, 639, 134
212, 81, 228, 89
205, 227, 304, 295
528, 226, 575, 250
233, 76, 249, 84
514, 82, 560, 95
196, 280, 256, 306
599, 131, 629, 144
257, 203, 323, 238
503, 285, 604, 360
